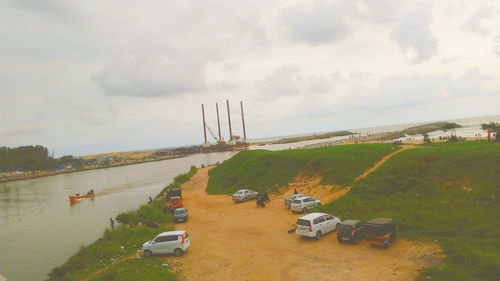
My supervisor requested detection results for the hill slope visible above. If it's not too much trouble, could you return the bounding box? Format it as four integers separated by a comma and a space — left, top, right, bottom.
319, 141, 500, 281
207, 143, 399, 194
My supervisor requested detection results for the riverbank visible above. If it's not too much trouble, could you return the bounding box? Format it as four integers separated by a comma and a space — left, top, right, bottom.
0, 155, 186, 183
46, 166, 197, 281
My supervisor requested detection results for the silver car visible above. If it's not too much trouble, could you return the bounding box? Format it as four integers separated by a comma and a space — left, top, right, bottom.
232, 189, 258, 202
290, 196, 321, 213
142, 230, 190, 257
284, 194, 307, 208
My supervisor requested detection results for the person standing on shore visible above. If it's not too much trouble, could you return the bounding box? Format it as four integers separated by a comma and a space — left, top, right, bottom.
488, 131, 491, 142
110, 218, 115, 230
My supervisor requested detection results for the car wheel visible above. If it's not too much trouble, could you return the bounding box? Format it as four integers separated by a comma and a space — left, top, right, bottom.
353, 237, 359, 245
336, 223, 340, 230
174, 248, 183, 257
315, 231, 322, 240
318, 203, 321, 207
143, 250, 152, 257
302, 208, 307, 213
337, 236, 342, 243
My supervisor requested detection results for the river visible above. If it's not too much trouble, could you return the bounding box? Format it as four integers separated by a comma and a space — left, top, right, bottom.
0, 151, 236, 281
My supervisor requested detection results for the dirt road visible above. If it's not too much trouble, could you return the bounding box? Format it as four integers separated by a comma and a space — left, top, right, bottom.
170, 164, 442, 281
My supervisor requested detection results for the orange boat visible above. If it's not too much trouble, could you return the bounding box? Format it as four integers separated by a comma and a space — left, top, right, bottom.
69, 193, 95, 202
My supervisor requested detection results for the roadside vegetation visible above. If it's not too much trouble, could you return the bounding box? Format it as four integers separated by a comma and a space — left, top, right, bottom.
47, 166, 197, 281
207, 143, 399, 194
318, 141, 499, 281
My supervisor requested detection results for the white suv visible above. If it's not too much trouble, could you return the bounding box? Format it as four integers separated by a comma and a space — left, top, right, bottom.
290, 196, 321, 213
296, 213, 341, 239
142, 230, 190, 257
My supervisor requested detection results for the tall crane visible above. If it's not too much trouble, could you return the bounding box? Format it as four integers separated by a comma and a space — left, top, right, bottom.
205, 123, 226, 145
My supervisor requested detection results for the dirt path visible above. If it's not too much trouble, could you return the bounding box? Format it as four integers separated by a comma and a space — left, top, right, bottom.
285, 145, 418, 203
170, 156, 442, 281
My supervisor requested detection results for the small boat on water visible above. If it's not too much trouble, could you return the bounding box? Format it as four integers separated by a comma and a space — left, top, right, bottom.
69, 193, 95, 202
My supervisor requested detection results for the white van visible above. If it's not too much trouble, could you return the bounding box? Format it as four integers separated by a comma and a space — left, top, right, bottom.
142, 230, 190, 257
296, 213, 341, 240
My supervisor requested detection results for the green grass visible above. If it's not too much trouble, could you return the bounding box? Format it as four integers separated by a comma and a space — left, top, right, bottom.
318, 141, 500, 281
207, 143, 399, 194
88, 258, 177, 281
47, 225, 173, 281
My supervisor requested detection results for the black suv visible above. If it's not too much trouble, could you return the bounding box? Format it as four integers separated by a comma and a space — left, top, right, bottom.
166, 188, 182, 200
364, 217, 396, 248
337, 220, 364, 244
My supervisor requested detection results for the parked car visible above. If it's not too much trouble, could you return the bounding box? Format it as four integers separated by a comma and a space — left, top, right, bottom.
337, 220, 364, 244
166, 188, 182, 200
232, 189, 258, 202
364, 217, 396, 248
290, 196, 321, 213
173, 208, 188, 223
142, 230, 190, 257
295, 212, 341, 239
168, 196, 183, 212
284, 194, 307, 208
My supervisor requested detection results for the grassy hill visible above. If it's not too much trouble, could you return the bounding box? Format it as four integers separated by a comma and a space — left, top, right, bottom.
318, 141, 500, 281
207, 143, 399, 194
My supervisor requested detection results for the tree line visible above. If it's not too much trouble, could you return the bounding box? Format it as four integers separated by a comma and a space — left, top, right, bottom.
0, 145, 80, 173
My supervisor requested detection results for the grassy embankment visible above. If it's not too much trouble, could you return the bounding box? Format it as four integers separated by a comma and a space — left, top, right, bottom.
318, 141, 499, 281
47, 166, 197, 281
207, 143, 400, 194
207, 141, 498, 280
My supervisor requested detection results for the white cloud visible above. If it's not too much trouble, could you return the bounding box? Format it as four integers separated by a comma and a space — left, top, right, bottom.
390, 9, 438, 63
93, 53, 206, 97
257, 65, 301, 99
280, 0, 357, 44
462, 6, 496, 36
2, 0, 500, 155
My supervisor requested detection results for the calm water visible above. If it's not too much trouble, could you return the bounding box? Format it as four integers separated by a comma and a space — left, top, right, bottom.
0, 152, 236, 281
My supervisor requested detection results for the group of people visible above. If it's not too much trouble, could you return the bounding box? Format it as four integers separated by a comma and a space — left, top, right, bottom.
256, 191, 270, 207
487, 131, 499, 142
74, 189, 94, 197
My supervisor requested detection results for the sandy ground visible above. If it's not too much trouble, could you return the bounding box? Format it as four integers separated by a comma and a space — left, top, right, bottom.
169, 158, 443, 281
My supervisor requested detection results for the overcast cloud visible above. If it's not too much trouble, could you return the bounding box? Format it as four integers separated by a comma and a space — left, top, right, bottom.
1, 0, 500, 156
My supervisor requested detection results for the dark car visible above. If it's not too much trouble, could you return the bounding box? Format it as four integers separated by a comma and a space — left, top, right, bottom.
337, 220, 364, 244
166, 188, 182, 200
173, 208, 188, 223
364, 217, 396, 248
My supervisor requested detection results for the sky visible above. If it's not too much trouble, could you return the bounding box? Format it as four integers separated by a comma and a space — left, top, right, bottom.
1, 0, 500, 156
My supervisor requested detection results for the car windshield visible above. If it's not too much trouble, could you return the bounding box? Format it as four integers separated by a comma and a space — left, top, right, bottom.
235, 191, 243, 194
296, 219, 311, 226
340, 224, 353, 231
365, 224, 388, 236
175, 210, 185, 215
171, 198, 180, 202
292, 199, 302, 204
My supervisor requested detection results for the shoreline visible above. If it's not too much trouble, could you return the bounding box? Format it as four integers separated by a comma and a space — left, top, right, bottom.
0, 155, 187, 184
